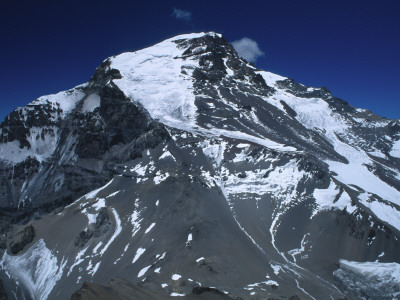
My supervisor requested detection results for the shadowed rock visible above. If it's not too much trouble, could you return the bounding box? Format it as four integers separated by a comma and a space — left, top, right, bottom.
9, 225, 35, 254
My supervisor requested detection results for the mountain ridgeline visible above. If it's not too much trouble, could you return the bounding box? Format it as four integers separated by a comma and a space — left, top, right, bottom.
0, 32, 399, 300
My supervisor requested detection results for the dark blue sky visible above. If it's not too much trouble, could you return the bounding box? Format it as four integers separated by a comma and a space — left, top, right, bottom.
1, 0, 399, 121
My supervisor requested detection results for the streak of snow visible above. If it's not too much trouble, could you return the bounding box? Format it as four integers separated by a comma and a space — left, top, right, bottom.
145, 222, 156, 234
67, 246, 88, 276
92, 242, 103, 254
106, 191, 120, 198
295, 279, 316, 300
368, 150, 386, 158
288, 234, 310, 263
132, 248, 146, 264
237, 143, 250, 148
130, 199, 142, 236
223, 58, 234, 76
84, 179, 114, 199
171, 292, 185, 296
196, 257, 205, 263
138, 265, 151, 277
90, 262, 101, 275
99, 208, 122, 256
160, 150, 175, 160
169, 120, 297, 152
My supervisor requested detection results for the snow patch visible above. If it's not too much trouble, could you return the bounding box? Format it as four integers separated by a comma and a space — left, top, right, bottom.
270, 264, 282, 275
0, 127, 58, 164
106, 191, 120, 198
0, 239, 66, 300
160, 150, 175, 160
138, 265, 151, 277
154, 172, 169, 184
111, 33, 207, 128
358, 193, 400, 231
86, 213, 97, 225
223, 58, 234, 76
90, 262, 101, 275
92, 198, 106, 211
390, 139, 400, 158
131, 163, 147, 177
34, 87, 85, 114
81, 94, 100, 113
68, 246, 88, 276
145, 222, 156, 234
312, 182, 356, 217
171, 274, 181, 280
171, 292, 185, 296
130, 210, 141, 234
256, 70, 286, 87
288, 234, 310, 262
132, 248, 146, 263
187, 233, 192, 243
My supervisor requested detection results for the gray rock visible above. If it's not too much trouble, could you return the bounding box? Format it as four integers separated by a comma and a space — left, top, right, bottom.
9, 225, 35, 254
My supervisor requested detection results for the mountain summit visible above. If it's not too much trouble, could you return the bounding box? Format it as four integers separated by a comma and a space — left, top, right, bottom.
0, 32, 399, 300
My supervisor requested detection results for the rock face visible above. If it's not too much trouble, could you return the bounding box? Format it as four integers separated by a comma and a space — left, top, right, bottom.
9, 225, 35, 255
0, 32, 399, 300
0, 280, 7, 300
70, 279, 237, 300
0, 60, 167, 220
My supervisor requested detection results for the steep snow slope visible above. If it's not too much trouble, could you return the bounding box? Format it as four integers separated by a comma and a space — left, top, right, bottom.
0, 32, 399, 300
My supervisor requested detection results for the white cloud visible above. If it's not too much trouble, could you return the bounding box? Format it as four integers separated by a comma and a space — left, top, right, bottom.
231, 37, 264, 63
172, 8, 192, 22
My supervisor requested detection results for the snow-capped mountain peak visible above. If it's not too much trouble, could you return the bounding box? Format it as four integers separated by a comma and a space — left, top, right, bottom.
0, 32, 399, 300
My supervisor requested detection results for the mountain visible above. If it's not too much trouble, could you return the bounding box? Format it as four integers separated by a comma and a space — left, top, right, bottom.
0, 32, 399, 300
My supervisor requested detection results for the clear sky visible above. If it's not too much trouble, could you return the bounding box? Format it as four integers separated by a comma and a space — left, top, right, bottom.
1, 0, 399, 122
